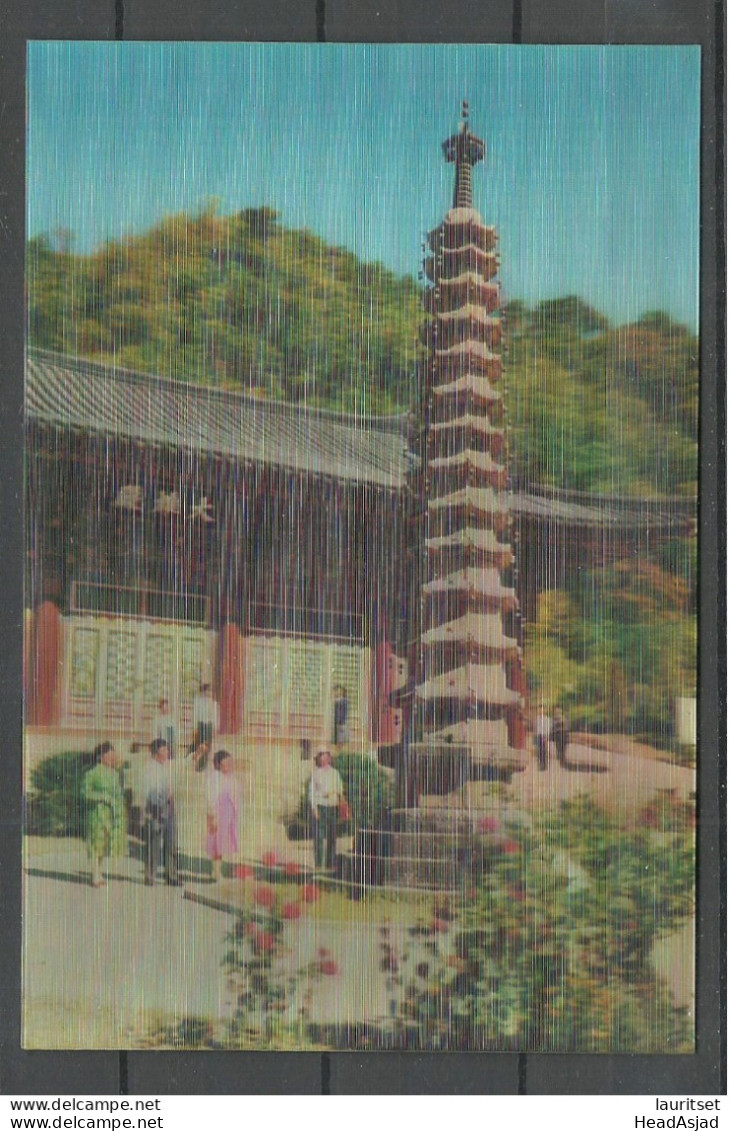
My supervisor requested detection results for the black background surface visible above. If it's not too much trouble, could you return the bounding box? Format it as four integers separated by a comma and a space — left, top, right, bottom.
0, 0, 724, 1096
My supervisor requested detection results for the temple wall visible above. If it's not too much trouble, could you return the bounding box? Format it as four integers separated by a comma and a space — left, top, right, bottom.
25, 614, 370, 754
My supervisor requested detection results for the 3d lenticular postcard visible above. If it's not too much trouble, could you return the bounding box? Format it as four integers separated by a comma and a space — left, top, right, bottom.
23, 42, 699, 1052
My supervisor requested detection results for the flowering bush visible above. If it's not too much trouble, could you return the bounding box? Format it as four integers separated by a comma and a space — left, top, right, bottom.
222, 881, 335, 1048
379, 797, 695, 1052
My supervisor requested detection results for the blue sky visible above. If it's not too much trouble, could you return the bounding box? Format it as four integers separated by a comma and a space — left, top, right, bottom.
27, 42, 700, 329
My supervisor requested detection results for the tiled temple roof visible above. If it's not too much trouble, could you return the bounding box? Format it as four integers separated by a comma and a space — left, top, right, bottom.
26, 348, 410, 489
26, 348, 694, 531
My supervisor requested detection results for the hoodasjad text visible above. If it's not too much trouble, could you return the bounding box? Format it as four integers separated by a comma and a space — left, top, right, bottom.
637, 1120, 719, 1129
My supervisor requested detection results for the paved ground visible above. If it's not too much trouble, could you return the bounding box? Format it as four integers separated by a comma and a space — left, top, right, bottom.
505, 739, 695, 813
23, 839, 234, 1048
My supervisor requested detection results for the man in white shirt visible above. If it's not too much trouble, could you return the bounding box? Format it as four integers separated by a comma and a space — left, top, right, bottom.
193, 683, 220, 746
309, 750, 345, 870
142, 738, 180, 886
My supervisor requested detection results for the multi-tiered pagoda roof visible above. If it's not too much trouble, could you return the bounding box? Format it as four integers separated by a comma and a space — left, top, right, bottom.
414, 102, 527, 770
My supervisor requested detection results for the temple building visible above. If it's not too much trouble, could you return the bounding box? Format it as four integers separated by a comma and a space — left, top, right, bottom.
23, 113, 693, 757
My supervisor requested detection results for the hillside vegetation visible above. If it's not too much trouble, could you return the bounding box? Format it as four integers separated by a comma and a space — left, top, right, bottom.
27, 206, 697, 499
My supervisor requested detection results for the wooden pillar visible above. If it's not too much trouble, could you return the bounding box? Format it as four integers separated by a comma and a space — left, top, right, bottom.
28, 601, 63, 726
219, 622, 245, 735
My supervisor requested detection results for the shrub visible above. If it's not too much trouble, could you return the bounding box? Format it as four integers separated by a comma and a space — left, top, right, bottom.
291, 752, 394, 839
222, 883, 335, 1047
26, 750, 97, 837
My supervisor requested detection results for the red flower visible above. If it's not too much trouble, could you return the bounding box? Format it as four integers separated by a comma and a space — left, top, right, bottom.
255, 932, 276, 953
319, 959, 339, 976
261, 851, 279, 867
235, 865, 255, 881
502, 840, 521, 855
284, 862, 302, 877
478, 816, 502, 834
301, 884, 320, 904
282, 901, 303, 920
254, 885, 277, 908
432, 919, 450, 933
317, 947, 330, 958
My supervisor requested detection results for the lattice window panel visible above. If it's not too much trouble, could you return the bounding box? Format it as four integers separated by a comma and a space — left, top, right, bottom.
142, 631, 176, 704
104, 629, 138, 703
287, 641, 326, 715
247, 639, 283, 716
179, 631, 205, 702
69, 626, 100, 699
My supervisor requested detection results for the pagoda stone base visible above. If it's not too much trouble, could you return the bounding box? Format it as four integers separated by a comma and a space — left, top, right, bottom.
351, 805, 506, 890
406, 741, 526, 796
344, 741, 527, 891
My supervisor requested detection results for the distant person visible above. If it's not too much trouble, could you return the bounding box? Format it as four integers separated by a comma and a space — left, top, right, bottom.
309, 750, 345, 870
535, 707, 552, 772
551, 708, 571, 766
186, 737, 211, 773
142, 738, 179, 887
193, 683, 219, 747
206, 750, 241, 882
153, 697, 177, 759
333, 684, 350, 749
81, 742, 126, 888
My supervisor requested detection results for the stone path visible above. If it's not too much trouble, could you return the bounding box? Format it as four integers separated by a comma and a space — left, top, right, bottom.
23, 839, 233, 1048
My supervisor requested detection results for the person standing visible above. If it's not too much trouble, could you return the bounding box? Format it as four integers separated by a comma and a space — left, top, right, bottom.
153, 697, 177, 759
332, 684, 350, 750
193, 683, 219, 747
206, 750, 241, 882
309, 750, 345, 870
81, 742, 127, 888
535, 706, 552, 772
551, 707, 570, 766
186, 737, 211, 773
142, 738, 179, 887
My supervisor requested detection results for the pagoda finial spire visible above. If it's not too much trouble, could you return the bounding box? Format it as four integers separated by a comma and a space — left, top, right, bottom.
442, 100, 486, 210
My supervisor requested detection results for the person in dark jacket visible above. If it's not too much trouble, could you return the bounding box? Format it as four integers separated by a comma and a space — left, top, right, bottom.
333, 685, 350, 749
551, 708, 570, 766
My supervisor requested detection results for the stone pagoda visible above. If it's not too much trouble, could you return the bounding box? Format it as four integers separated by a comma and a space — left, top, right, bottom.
407, 102, 527, 798
351, 106, 528, 889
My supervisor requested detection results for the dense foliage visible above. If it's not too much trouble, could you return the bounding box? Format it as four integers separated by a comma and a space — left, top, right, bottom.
27, 211, 698, 497
505, 297, 698, 498
27, 206, 421, 415
525, 557, 697, 738
26, 750, 97, 836
392, 796, 695, 1052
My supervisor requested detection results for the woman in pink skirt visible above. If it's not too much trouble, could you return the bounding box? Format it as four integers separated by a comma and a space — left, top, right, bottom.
206, 749, 240, 881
